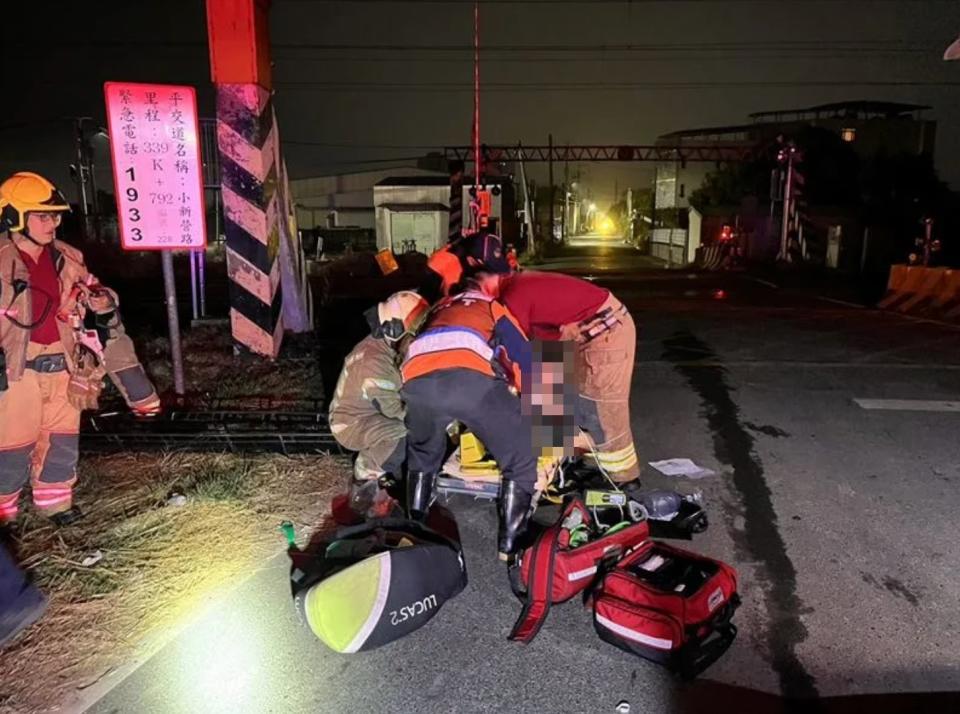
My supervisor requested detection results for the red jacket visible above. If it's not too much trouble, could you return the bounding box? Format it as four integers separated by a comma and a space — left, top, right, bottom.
498, 271, 610, 340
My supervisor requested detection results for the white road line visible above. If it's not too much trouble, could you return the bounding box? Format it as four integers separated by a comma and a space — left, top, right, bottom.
817, 296, 866, 309
854, 398, 960, 412
744, 276, 779, 289
638, 360, 960, 370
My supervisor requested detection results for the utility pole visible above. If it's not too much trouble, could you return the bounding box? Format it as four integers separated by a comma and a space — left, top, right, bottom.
472, 0, 482, 189
548, 133, 555, 243
73, 119, 90, 236
778, 143, 796, 261
517, 144, 535, 254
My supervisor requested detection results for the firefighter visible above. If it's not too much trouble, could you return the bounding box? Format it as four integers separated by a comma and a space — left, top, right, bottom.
476, 270, 641, 494
328, 290, 430, 518
401, 280, 534, 560
420, 231, 512, 303
0, 172, 160, 526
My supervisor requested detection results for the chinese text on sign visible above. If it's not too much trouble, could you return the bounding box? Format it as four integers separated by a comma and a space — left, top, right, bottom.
104, 82, 207, 251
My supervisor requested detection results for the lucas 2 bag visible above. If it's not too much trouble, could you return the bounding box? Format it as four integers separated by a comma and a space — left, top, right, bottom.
291, 517, 467, 653
508, 496, 650, 643
592, 540, 740, 678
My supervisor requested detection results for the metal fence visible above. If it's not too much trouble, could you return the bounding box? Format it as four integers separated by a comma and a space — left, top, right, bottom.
199, 118, 220, 189
650, 227, 690, 266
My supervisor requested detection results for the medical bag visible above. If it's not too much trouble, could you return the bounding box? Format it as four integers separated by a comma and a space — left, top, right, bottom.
508, 496, 650, 643
591, 540, 740, 678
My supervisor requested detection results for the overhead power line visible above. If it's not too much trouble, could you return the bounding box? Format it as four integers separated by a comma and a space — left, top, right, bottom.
277, 0, 955, 5
274, 50, 935, 64
275, 79, 960, 92
273, 41, 931, 53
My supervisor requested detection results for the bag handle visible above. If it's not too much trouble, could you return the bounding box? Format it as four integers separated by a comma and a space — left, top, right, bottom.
677, 595, 741, 679
677, 622, 738, 680
332, 516, 462, 553
507, 519, 561, 643
507, 496, 589, 642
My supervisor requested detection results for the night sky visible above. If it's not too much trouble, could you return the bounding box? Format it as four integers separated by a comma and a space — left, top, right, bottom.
3, 0, 959, 206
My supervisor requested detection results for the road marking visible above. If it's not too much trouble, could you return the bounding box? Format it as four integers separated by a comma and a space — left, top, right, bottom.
747, 277, 779, 289
817, 296, 866, 309
854, 398, 960, 412
639, 360, 960, 370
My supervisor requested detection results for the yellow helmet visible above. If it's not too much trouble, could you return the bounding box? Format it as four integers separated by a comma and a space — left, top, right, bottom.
0, 172, 71, 234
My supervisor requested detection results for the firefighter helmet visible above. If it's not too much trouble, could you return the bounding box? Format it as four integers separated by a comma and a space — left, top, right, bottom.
0, 172, 71, 234
369, 290, 429, 342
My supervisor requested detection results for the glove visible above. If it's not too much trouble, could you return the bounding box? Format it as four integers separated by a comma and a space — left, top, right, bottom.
66, 347, 105, 411
67, 371, 104, 411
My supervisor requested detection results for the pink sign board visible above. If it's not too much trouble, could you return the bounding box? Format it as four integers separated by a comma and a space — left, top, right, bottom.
104, 82, 207, 251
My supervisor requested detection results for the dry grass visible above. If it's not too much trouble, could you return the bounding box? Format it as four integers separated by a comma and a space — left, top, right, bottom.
0, 451, 350, 713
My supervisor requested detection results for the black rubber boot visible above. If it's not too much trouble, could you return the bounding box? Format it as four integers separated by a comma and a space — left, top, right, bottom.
497, 480, 534, 560
348, 479, 380, 517
406, 471, 436, 521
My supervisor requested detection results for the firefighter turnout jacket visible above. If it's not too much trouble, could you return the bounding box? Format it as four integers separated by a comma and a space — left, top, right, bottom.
0, 232, 158, 408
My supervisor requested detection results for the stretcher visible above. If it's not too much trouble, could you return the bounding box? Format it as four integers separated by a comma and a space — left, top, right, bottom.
437, 431, 709, 539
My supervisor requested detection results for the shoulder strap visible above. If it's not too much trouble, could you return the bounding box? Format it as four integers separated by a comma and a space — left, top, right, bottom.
333, 516, 461, 553
507, 514, 565, 643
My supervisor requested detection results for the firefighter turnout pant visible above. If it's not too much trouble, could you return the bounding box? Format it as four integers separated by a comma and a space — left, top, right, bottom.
572, 296, 640, 482
402, 368, 538, 495
333, 414, 407, 482
0, 343, 81, 522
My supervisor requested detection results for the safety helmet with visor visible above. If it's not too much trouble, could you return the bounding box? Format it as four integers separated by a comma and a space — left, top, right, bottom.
0, 172, 71, 237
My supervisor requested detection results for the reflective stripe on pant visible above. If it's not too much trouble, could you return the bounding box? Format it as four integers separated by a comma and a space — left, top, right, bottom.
402, 368, 538, 494
0, 343, 81, 519
575, 299, 640, 482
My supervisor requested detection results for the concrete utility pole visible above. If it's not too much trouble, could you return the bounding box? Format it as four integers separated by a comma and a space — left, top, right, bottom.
517, 144, 535, 254
778, 144, 796, 261
548, 133, 555, 243
472, 0, 482, 187
73, 120, 90, 228
205, 0, 313, 358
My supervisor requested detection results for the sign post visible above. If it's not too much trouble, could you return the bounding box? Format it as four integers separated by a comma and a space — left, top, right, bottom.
104, 82, 207, 396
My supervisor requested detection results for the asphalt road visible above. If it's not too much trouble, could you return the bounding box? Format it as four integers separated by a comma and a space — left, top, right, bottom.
85, 237, 960, 714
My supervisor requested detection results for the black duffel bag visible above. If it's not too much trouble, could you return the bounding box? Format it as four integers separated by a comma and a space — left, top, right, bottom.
290, 516, 467, 653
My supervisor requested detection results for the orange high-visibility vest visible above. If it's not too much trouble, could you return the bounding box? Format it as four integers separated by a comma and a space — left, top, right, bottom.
402, 291, 521, 384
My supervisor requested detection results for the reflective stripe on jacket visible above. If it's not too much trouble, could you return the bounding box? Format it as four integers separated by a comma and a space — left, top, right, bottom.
401, 290, 530, 385
0, 232, 156, 407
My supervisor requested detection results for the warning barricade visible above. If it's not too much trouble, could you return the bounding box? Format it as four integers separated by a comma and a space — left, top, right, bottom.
695, 244, 736, 271
879, 265, 960, 323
